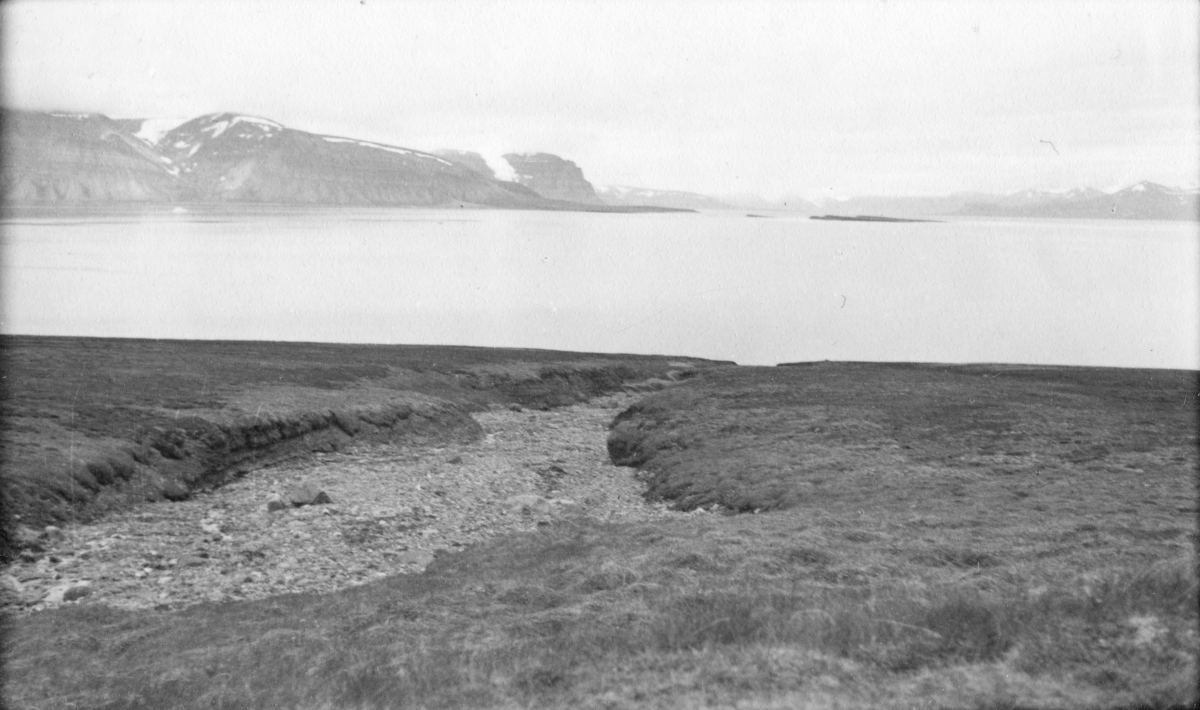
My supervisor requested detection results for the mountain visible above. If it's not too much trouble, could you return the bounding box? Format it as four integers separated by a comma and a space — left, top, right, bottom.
0, 110, 180, 201
434, 149, 583, 202
436, 150, 605, 205
956, 182, 1198, 221
152, 113, 540, 207
809, 184, 1196, 221
991, 186, 1106, 208
431, 149, 498, 179
596, 185, 733, 210
812, 193, 990, 218
720, 193, 822, 213
502, 153, 604, 205
593, 187, 823, 213
2, 110, 659, 211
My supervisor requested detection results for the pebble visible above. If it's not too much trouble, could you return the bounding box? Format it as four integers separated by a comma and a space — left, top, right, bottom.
4, 394, 696, 615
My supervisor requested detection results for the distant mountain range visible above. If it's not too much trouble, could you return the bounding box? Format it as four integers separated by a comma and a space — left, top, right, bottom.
951, 182, 1199, 221
0, 110, 665, 212
591, 182, 1197, 221
594, 185, 732, 211
724, 184, 1196, 221
3, 109, 1194, 220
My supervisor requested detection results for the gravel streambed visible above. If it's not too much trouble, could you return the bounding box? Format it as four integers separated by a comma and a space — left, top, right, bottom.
4, 394, 694, 614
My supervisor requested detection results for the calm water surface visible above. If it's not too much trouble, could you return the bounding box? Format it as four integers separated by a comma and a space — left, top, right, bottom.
2, 208, 1196, 368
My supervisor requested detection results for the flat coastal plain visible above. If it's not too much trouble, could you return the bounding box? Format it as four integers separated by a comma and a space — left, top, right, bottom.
3, 340, 1197, 710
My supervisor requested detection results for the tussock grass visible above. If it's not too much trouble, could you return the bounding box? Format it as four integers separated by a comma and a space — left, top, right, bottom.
608, 362, 1198, 520
6, 360, 1196, 708
8, 517, 1196, 709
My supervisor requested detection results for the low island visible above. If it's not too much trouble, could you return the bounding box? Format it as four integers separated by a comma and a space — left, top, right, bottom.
811, 214, 942, 223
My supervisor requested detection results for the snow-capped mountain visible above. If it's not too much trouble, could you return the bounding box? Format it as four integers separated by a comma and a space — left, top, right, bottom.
957, 181, 1198, 220
810, 193, 990, 218
993, 186, 1106, 207
145, 112, 536, 206
2, 110, 652, 210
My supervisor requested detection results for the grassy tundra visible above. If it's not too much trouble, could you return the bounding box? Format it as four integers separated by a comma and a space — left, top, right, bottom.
3, 341, 1197, 709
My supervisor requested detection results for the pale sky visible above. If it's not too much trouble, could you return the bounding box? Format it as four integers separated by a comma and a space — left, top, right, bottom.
4, 0, 1197, 199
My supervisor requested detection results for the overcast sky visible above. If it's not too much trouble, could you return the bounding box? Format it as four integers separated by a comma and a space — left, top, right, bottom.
4, 0, 1197, 199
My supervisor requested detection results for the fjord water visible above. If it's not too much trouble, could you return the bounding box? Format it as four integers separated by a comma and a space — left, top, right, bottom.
2, 208, 1197, 369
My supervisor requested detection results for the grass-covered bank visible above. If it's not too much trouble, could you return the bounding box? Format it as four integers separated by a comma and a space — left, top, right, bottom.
0, 335, 722, 558
4, 356, 1196, 708
609, 362, 1197, 518
7, 515, 1196, 709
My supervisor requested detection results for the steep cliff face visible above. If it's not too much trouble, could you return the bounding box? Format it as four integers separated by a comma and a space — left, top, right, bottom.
432, 149, 555, 201
157, 113, 539, 207
503, 152, 604, 204
1, 110, 179, 201
431, 149, 495, 178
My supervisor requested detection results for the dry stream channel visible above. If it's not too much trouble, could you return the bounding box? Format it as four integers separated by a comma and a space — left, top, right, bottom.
5, 394, 692, 614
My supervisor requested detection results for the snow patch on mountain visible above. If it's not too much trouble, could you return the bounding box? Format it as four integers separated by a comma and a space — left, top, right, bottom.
184, 114, 283, 142
320, 136, 453, 165
480, 152, 516, 181
201, 121, 231, 139
134, 118, 191, 145
230, 115, 281, 129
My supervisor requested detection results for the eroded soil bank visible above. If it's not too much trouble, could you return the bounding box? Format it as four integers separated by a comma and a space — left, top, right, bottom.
1, 335, 725, 561
4, 394, 698, 615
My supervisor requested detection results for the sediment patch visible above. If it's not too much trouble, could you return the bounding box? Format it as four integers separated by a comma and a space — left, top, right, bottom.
1, 335, 727, 562
4, 394, 689, 615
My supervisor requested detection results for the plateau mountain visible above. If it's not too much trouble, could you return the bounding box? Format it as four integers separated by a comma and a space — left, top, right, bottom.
1, 111, 179, 201
1, 110, 662, 212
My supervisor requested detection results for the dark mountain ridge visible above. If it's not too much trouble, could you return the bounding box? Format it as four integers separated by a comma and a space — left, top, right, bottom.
1, 110, 672, 212
0, 111, 179, 201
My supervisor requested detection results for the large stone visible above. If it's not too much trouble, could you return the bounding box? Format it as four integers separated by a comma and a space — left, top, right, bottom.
41, 526, 67, 545
180, 554, 207, 568
394, 549, 436, 568
63, 584, 93, 602
1, 574, 24, 594
14, 525, 44, 552
43, 581, 92, 604
161, 480, 191, 501
284, 483, 332, 507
